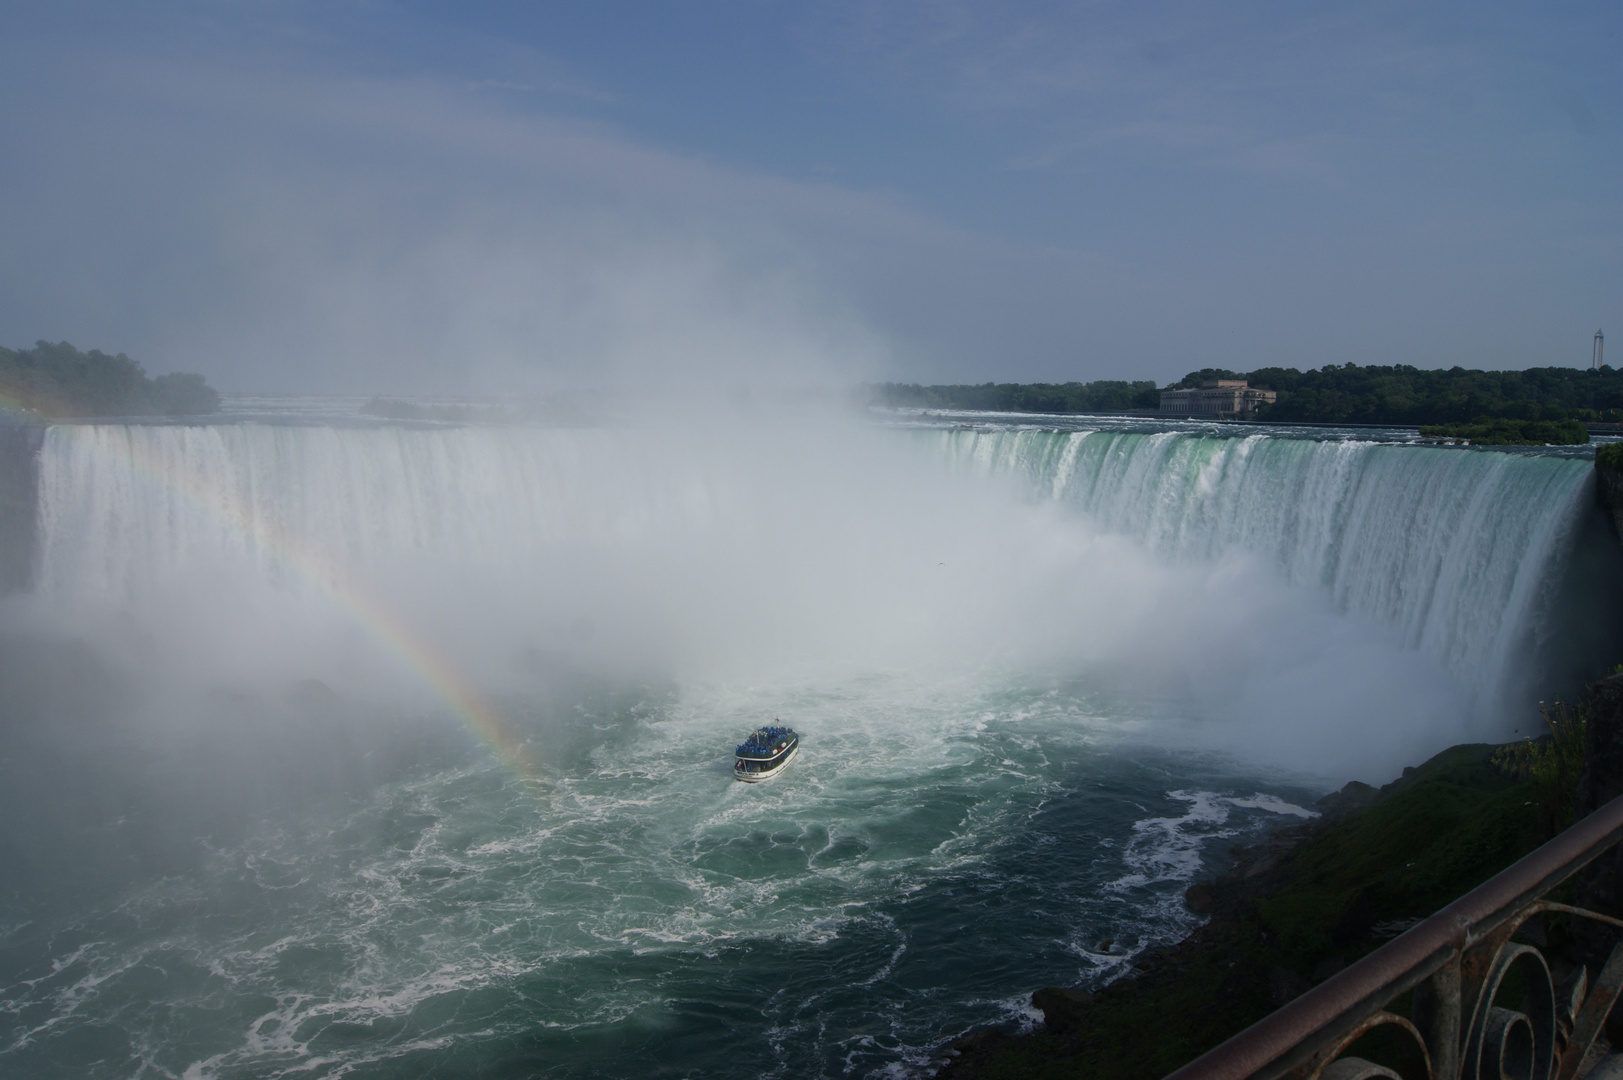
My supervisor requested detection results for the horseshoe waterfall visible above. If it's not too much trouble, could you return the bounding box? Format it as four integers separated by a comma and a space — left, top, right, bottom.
1, 413, 1618, 1080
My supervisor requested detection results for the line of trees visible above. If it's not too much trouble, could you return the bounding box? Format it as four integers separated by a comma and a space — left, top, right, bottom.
0, 340, 220, 417
865, 380, 1161, 413
866, 362, 1623, 426
1416, 418, 1591, 446
1175, 363, 1623, 426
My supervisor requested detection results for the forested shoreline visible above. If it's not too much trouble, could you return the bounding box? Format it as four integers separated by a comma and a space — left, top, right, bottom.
865, 379, 1164, 414
0, 340, 219, 418
868, 362, 1623, 428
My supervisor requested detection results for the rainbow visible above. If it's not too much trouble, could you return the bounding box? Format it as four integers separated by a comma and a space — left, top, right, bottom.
32, 416, 547, 787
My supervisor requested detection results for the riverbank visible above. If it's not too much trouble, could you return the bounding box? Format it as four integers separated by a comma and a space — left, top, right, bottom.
934, 670, 1623, 1080
931, 739, 1559, 1079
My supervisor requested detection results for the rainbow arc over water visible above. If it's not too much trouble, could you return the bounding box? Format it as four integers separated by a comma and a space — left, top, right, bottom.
31, 416, 546, 786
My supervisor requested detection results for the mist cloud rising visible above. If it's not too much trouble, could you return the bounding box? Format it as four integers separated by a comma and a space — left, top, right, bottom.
10, 417, 1482, 784
0, 46, 902, 397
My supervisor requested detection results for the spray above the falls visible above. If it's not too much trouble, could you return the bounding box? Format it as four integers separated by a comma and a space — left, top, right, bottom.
8, 417, 1602, 778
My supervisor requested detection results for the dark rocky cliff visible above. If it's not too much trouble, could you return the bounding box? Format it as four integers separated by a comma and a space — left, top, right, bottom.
1598, 446, 1623, 547
1571, 671, 1623, 972
0, 420, 43, 594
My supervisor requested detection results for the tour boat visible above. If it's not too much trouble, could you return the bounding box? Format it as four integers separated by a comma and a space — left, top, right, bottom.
733, 723, 799, 783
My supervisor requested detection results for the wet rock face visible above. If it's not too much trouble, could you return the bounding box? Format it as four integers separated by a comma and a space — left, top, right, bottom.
0, 423, 42, 595
948, 1028, 1009, 1055
1269, 966, 1310, 1007
1600, 457, 1623, 548
1571, 673, 1623, 967
1575, 674, 1623, 815
1317, 780, 1380, 821
1030, 987, 1094, 1031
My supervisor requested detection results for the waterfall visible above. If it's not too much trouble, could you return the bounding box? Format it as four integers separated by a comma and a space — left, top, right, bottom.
927, 427, 1598, 699
33, 423, 708, 599
11, 421, 1609, 720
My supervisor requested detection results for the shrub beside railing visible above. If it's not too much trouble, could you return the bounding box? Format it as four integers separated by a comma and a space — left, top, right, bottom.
1164, 794, 1623, 1080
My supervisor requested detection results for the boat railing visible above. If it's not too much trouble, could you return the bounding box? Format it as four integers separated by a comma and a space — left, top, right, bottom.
1163, 792, 1623, 1080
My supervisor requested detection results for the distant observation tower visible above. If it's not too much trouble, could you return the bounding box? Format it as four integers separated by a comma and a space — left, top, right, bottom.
1597, 329, 1606, 370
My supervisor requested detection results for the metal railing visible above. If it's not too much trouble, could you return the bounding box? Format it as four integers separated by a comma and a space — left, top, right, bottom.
1166, 794, 1623, 1080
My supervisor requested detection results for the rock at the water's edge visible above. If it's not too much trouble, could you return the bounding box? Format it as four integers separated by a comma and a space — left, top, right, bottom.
1598, 451, 1623, 547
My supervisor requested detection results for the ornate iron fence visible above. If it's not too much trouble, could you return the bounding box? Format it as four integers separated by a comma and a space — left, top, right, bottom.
1166, 794, 1623, 1080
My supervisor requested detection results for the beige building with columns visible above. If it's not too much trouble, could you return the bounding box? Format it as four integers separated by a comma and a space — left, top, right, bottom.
1159, 380, 1277, 419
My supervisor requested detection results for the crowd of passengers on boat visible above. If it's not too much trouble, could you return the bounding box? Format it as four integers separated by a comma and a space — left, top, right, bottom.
735, 724, 795, 759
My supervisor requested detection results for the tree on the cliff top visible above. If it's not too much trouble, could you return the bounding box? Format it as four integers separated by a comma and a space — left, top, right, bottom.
0, 340, 220, 417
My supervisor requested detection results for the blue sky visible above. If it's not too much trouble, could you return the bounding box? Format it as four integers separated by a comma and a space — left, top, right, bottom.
0, 2, 1617, 394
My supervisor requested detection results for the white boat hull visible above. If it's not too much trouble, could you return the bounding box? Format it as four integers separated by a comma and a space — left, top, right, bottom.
734, 741, 799, 782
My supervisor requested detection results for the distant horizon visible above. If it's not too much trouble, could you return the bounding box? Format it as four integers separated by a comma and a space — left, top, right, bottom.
191, 349, 1623, 397
7, 335, 1616, 400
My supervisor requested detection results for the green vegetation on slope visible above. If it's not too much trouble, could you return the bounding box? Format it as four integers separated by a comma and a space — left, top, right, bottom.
1417, 418, 1589, 446
0, 340, 219, 418
1599, 442, 1623, 472
1253, 746, 1543, 960
937, 743, 1561, 1080
1492, 695, 1595, 833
